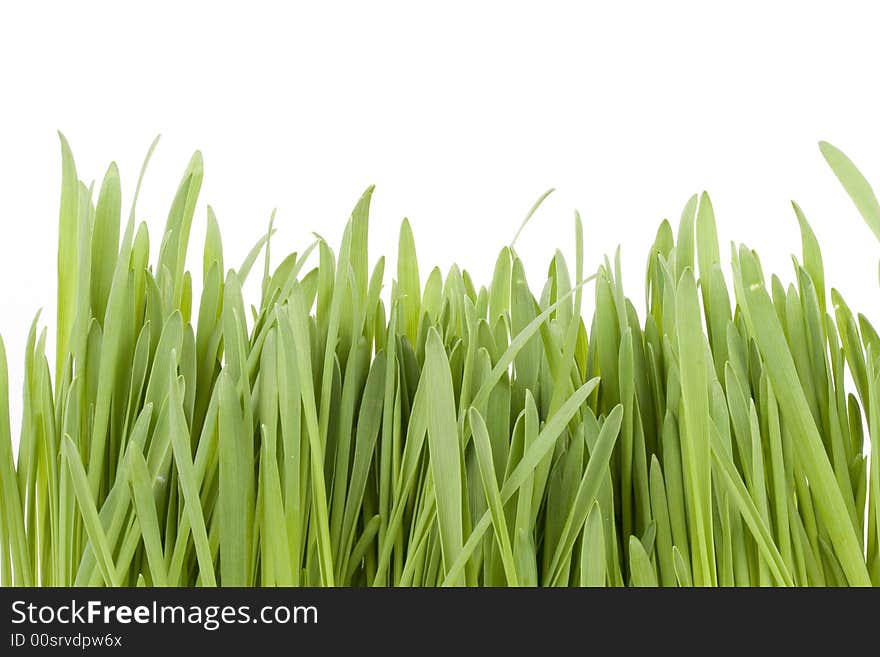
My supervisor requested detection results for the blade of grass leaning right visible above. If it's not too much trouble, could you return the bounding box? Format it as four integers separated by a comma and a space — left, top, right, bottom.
709, 422, 793, 586
547, 405, 624, 583
338, 353, 387, 580
126, 447, 168, 587
673, 546, 693, 587
819, 141, 880, 242
469, 408, 518, 585
649, 456, 677, 586
629, 535, 658, 586
733, 245, 870, 585
442, 376, 602, 585
61, 434, 120, 586
161, 351, 216, 586
819, 140, 880, 583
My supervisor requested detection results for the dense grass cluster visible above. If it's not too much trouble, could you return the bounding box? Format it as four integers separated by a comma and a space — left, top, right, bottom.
0, 136, 879, 586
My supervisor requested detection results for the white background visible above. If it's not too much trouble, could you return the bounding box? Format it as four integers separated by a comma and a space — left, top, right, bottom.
2, 1, 880, 441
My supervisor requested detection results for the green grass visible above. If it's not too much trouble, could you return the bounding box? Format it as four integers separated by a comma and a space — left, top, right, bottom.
0, 134, 879, 586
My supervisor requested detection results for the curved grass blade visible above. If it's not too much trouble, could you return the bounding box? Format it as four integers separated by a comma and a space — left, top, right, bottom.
820, 141, 880, 242
61, 434, 120, 586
